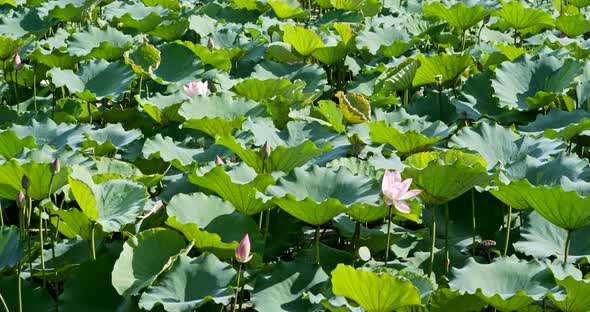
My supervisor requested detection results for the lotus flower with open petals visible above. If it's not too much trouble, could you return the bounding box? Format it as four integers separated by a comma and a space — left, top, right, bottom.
184, 80, 208, 97
382, 170, 422, 214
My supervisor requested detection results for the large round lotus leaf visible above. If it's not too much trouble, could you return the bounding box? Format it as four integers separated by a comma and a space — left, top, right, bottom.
139, 254, 236, 312
59, 252, 128, 312
492, 54, 581, 111
413, 53, 474, 87
10, 118, 92, 150
450, 121, 563, 170
515, 211, 590, 262
268, 0, 306, 19
548, 276, 590, 312
0, 160, 70, 200
519, 109, 590, 141
513, 179, 590, 231
423, 2, 491, 32
188, 163, 275, 215
0, 276, 55, 312
556, 15, 590, 37
251, 61, 327, 94
331, 264, 421, 312
142, 134, 211, 170
266, 166, 382, 225
151, 42, 204, 84
282, 24, 324, 56
0, 226, 22, 271
403, 150, 489, 206
0, 130, 36, 159
67, 26, 133, 60
449, 256, 559, 311
374, 59, 418, 94
368, 119, 450, 156
251, 260, 329, 312
494, 1, 554, 31
111, 228, 187, 297
69, 165, 148, 232
125, 43, 161, 75
165, 192, 265, 260
0, 36, 24, 60
428, 288, 488, 312
102, 1, 167, 32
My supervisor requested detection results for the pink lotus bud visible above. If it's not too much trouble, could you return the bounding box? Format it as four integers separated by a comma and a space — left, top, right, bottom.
12, 52, 22, 69
207, 38, 216, 50
21, 175, 30, 189
184, 80, 208, 97
17, 191, 26, 209
215, 155, 224, 166
559, 32, 567, 38
235, 233, 253, 263
261, 142, 271, 158
51, 159, 61, 174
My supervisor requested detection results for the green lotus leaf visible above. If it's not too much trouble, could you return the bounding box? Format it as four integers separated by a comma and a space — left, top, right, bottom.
569, 0, 590, 8
0, 276, 55, 312
188, 163, 275, 215
216, 134, 329, 174
177, 41, 232, 71
519, 109, 590, 141
316, 100, 345, 133
142, 134, 204, 170
59, 252, 129, 312
231, 0, 265, 10
423, 2, 491, 32
103, 1, 167, 32
374, 59, 418, 94
139, 254, 235, 311
165, 192, 265, 258
67, 26, 133, 60
515, 179, 590, 231
39, 0, 99, 22
147, 18, 189, 41
111, 228, 187, 297
450, 256, 559, 311
0, 226, 22, 272
428, 288, 488, 312
450, 121, 563, 170
283, 24, 324, 56
82, 123, 141, 157
494, 1, 554, 31
0, 160, 70, 200
28, 237, 95, 282
547, 276, 590, 312
368, 120, 448, 157
48, 59, 135, 101
0, 8, 55, 37
403, 150, 489, 206
312, 44, 348, 66
138, 92, 185, 126
142, 0, 179, 9
268, 0, 306, 19
251, 61, 327, 94
331, 264, 421, 312
355, 27, 410, 56
29, 48, 82, 69
0, 130, 36, 160
53, 208, 103, 240
231, 78, 299, 101
490, 154, 588, 210
0, 36, 24, 60
92, 157, 163, 188
492, 54, 581, 111
68, 165, 148, 232
151, 42, 203, 84
251, 260, 329, 312
515, 210, 590, 262
556, 15, 590, 38
304, 291, 363, 312
331, 0, 363, 10
125, 43, 161, 75
336, 91, 371, 123
266, 166, 382, 225
413, 53, 474, 87
265, 42, 301, 63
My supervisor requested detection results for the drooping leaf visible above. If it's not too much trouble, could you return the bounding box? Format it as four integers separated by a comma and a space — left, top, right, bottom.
413, 53, 474, 87
336, 91, 371, 123
282, 24, 324, 56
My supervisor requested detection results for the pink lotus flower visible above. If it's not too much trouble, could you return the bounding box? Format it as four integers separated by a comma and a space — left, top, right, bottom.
382, 170, 422, 214
235, 234, 253, 263
214, 155, 224, 166
16, 190, 26, 209
184, 80, 208, 97
12, 52, 22, 69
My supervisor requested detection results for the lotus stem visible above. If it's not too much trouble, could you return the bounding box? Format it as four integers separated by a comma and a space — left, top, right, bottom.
263, 209, 271, 242
352, 220, 361, 253
0, 290, 9, 312
232, 263, 243, 312
13, 70, 19, 108
428, 205, 436, 276
384, 204, 393, 266
48, 214, 59, 311
444, 203, 449, 273
461, 29, 467, 52
39, 207, 46, 288
90, 221, 96, 260
138, 73, 143, 99
503, 206, 512, 256
315, 225, 321, 265
87, 101, 92, 124
33, 63, 37, 111
471, 189, 476, 256
17, 263, 22, 312
0, 201, 3, 227
564, 230, 572, 263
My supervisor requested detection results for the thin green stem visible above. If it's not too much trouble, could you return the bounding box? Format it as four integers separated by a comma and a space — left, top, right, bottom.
503, 206, 512, 256
460, 29, 467, 52
33, 64, 37, 111
13, 70, 19, 109
25, 193, 32, 274
352, 220, 361, 254
444, 203, 449, 273
428, 205, 436, 276
471, 189, 476, 256
90, 222, 96, 260
39, 207, 46, 288
0, 201, 3, 227
384, 204, 393, 266
0, 290, 9, 312
87, 101, 92, 124
315, 225, 321, 265
48, 215, 59, 311
138, 74, 143, 99
17, 263, 22, 312
564, 230, 573, 263
263, 208, 271, 242
232, 263, 242, 312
